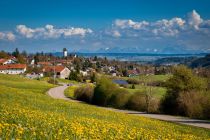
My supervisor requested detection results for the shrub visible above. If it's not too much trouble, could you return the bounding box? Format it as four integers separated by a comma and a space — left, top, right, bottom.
120, 84, 128, 88
126, 91, 147, 111
131, 84, 135, 89
109, 88, 130, 108
92, 76, 118, 106
127, 79, 140, 84
74, 84, 94, 103
69, 71, 83, 82
147, 98, 160, 113
202, 92, 210, 119
178, 91, 210, 119
147, 81, 165, 87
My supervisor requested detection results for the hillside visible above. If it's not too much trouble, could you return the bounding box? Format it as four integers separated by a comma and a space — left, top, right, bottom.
191, 54, 210, 68
0, 74, 210, 139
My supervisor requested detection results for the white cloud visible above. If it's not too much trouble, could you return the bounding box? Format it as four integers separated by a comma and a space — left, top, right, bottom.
112, 30, 121, 37
111, 10, 210, 38
0, 32, 5, 39
6, 32, 16, 41
63, 27, 93, 37
16, 24, 93, 39
0, 32, 15, 41
114, 19, 149, 30
187, 10, 203, 30
0, 10, 209, 53
113, 17, 185, 37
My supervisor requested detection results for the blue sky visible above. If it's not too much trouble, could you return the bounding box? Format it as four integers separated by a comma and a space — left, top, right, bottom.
0, 0, 210, 53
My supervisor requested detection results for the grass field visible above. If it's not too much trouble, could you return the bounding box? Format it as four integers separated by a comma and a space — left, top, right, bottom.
0, 74, 210, 139
126, 84, 167, 98
113, 74, 171, 83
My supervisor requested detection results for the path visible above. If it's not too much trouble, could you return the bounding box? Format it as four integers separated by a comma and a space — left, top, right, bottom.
48, 84, 210, 129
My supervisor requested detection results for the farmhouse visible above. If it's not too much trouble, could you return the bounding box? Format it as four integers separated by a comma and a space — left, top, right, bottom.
43, 65, 70, 79
127, 70, 139, 77
0, 57, 17, 65
0, 64, 27, 74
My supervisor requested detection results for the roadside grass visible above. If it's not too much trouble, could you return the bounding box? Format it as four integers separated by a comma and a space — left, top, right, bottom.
0, 74, 210, 139
64, 85, 78, 99
40, 76, 78, 84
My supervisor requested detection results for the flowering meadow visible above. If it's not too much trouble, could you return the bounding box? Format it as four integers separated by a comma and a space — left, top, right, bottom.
0, 74, 210, 139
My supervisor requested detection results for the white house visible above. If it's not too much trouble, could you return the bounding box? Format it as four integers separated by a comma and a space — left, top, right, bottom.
0, 64, 27, 74
43, 65, 70, 79
0, 57, 17, 65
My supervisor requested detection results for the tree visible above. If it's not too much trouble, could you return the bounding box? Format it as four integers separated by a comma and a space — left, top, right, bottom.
161, 66, 207, 115
93, 56, 97, 61
34, 55, 39, 65
131, 84, 135, 89
63, 48, 67, 51
122, 69, 128, 77
90, 72, 97, 83
17, 55, 26, 64
69, 71, 78, 81
0, 51, 9, 58
12, 48, 20, 57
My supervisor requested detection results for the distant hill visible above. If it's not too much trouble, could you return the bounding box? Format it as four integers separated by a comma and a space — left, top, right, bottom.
153, 57, 198, 66
191, 54, 210, 68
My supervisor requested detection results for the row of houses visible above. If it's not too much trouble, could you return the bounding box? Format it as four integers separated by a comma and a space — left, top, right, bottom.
0, 64, 27, 74
0, 57, 27, 74
0, 56, 72, 79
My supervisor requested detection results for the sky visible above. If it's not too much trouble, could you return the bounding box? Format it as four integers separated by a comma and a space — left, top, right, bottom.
0, 0, 210, 53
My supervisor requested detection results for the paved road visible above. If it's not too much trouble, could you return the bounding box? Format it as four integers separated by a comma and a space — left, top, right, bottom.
48, 84, 210, 129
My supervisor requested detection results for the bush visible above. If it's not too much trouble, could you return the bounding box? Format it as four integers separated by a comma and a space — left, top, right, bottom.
92, 76, 118, 106
109, 88, 130, 108
69, 71, 83, 82
127, 79, 140, 84
126, 91, 147, 111
147, 98, 160, 113
131, 84, 135, 89
120, 84, 128, 88
202, 92, 210, 119
178, 91, 210, 119
147, 81, 165, 87
74, 84, 94, 103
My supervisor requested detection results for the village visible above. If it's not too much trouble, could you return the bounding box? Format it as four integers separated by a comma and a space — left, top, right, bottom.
0, 48, 171, 82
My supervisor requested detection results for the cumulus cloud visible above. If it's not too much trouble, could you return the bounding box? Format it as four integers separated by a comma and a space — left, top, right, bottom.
187, 10, 203, 30
16, 24, 93, 39
0, 10, 209, 53
114, 19, 149, 30
113, 17, 186, 37
111, 10, 210, 38
0, 32, 15, 41
112, 30, 121, 37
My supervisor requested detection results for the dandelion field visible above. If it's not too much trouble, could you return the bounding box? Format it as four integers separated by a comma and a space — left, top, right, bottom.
0, 74, 210, 139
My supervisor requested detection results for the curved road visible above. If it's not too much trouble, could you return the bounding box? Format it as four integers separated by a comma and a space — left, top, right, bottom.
48, 84, 210, 129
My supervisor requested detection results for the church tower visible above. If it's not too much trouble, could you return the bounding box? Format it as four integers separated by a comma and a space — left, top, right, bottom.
63, 48, 68, 58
